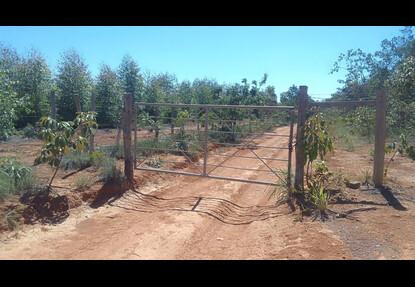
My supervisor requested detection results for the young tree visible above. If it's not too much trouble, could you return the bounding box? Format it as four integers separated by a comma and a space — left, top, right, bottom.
34, 112, 98, 191
56, 48, 93, 121
0, 42, 21, 140
279, 85, 300, 107
118, 53, 143, 102
95, 63, 122, 127
14, 48, 52, 127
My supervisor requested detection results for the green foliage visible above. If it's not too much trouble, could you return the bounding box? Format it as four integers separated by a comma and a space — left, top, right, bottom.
2, 205, 26, 230
21, 123, 40, 139
34, 112, 98, 190
14, 48, 52, 128
0, 171, 14, 198
345, 106, 375, 142
88, 151, 106, 168
56, 48, 93, 121
308, 180, 331, 213
300, 108, 334, 181
0, 156, 35, 198
98, 144, 125, 159
331, 26, 415, 138
75, 174, 92, 190
269, 169, 294, 203
95, 63, 122, 127
60, 150, 91, 170
0, 44, 20, 140
118, 53, 143, 102
100, 156, 122, 183
145, 157, 162, 168
311, 161, 333, 186
384, 133, 415, 179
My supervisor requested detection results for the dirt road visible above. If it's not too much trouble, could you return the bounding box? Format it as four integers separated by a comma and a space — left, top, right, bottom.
1, 126, 414, 260
0, 126, 352, 259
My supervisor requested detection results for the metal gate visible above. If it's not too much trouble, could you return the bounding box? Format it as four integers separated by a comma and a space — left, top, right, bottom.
133, 103, 295, 187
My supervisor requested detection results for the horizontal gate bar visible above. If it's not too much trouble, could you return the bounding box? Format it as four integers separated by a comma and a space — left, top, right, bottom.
136, 157, 285, 174
135, 167, 278, 186
135, 102, 295, 111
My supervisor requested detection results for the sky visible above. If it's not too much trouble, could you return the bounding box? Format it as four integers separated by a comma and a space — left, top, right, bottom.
0, 26, 405, 101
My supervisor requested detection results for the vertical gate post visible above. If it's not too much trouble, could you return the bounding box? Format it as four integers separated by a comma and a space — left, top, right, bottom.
294, 85, 309, 191
373, 89, 387, 187
133, 104, 138, 169
287, 110, 295, 192
123, 93, 134, 181
203, 107, 210, 176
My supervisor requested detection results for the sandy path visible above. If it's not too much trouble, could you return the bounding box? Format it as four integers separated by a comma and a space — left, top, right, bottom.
0, 126, 350, 260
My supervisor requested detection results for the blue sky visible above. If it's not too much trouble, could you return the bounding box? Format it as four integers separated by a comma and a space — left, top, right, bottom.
0, 26, 404, 100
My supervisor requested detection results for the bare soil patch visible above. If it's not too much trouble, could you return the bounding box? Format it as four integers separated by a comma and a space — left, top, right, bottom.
1, 127, 414, 259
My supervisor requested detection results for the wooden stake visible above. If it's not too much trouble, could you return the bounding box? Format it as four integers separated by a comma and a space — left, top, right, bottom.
123, 93, 134, 181
373, 89, 387, 187
294, 85, 308, 191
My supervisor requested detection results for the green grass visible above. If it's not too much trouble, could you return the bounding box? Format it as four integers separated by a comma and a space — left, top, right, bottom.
0, 156, 36, 199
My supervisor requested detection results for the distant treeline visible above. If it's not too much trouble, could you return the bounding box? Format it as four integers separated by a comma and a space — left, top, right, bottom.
2, 26, 415, 140
1, 43, 301, 140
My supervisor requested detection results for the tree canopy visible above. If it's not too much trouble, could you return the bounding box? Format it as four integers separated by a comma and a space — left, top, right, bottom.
330, 26, 415, 136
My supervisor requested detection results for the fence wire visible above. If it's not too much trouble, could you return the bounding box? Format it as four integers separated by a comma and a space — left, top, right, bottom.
132, 103, 295, 186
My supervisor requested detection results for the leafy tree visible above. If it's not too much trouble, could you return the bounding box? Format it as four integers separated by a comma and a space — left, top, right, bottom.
331, 26, 415, 138
177, 79, 193, 104
279, 85, 299, 107
14, 48, 52, 127
300, 108, 334, 184
118, 53, 143, 102
0, 43, 21, 140
192, 77, 219, 105
56, 48, 93, 121
34, 112, 98, 190
95, 63, 122, 127
0, 68, 19, 140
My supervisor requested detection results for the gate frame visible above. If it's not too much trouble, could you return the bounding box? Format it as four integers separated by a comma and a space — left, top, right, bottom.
123, 98, 296, 187
294, 86, 387, 190
123, 87, 387, 189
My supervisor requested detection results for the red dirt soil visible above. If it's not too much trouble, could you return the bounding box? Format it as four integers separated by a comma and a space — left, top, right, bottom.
1, 127, 414, 260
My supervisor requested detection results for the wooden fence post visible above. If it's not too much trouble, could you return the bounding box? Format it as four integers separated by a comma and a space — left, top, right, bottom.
123, 93, 134, 181
133, 104, 138, 170
373, 89, 387, 187
294, 85, 309, 191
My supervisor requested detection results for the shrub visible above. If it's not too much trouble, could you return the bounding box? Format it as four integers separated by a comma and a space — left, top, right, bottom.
0, 156, 36, 198
308, 180, 331, 213
89, 150, 106, 168
21, 123, 40, 139
100, 156, 122, 183
60, 150, 91, 170
98, 144, 124, 159
76, 174, 92, 190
